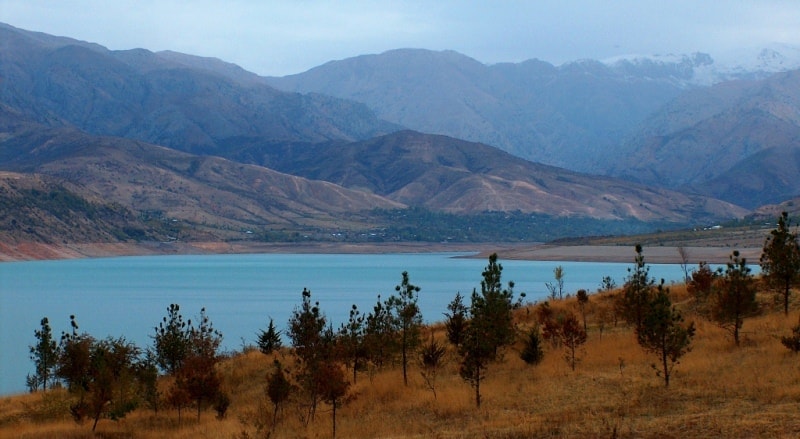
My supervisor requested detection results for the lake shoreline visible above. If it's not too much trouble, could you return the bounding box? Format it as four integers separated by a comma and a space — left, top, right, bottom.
0, 240, 762, 264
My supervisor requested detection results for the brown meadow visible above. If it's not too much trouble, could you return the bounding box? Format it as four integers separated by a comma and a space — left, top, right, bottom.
3, 283, 800, 439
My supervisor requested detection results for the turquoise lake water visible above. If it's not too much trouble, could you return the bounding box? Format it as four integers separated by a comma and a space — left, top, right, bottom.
0, 252, 691, 395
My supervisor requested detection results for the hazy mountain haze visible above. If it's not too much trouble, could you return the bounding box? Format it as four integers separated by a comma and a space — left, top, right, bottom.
2, 1, 799, 76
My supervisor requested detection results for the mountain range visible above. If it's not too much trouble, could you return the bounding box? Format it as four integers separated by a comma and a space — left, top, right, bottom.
266, 48, 800, 208
0, 22, 796, 246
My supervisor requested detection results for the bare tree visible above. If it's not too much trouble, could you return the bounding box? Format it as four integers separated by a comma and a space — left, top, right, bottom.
419, 332, 446, 399
576, 289, 589, 331
546, 265, 565, 300
560, 314, 587, 371
677, 246, 691, 283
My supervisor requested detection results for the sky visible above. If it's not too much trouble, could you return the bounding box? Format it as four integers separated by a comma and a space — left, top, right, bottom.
2, 0, 800, 76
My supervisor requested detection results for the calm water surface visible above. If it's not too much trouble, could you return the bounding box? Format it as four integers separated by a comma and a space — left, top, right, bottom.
1, 252, 688, 395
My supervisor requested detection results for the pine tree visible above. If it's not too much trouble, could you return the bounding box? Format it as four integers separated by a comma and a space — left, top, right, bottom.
636, 285, 695, 387
181, 307, 224, 422
444, 292, 468, 347
687, 261, 717, 301
458, 253, 522, 407
135, 350, 161, 414
338, 304, 365, 383
266, 359, 292, 427
153, 304, 191, 374
714, 250, 759, 346
56, 315, 92, 394
520, 326, 545, 366
287, 288, 328, 423
760, 212, 800, 315
620, 244, 657, 330
473, 253, 521, 355
387, 271, 422, 386
29, 317, 58, 391
363, 294, 396, 373
257, 318, 283, 355
318, 362, 349, 439
560, 314, 587, 371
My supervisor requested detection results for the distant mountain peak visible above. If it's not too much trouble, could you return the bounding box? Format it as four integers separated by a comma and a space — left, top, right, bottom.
602, 45, 800, 86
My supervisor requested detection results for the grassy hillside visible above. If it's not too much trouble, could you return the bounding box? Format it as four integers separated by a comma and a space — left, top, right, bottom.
3, 278, 800, 438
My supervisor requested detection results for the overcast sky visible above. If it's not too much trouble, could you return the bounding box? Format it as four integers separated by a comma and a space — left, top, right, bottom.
3, 0, 800, 76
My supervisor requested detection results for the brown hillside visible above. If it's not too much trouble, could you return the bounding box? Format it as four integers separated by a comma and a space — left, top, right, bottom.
0, 119, 404, 242
262, 130, 748, 222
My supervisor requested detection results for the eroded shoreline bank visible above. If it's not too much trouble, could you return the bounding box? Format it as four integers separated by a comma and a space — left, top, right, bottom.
0, 241, 761, 264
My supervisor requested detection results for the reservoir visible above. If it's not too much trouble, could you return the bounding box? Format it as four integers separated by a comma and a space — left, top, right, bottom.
1, 252, 690, 395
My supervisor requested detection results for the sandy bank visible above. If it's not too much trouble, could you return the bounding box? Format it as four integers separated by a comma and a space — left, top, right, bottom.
0, 241, 761, 264
479, 244, 762, 264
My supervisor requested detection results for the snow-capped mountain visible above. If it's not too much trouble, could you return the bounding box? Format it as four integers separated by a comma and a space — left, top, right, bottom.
603, 44, 800, 86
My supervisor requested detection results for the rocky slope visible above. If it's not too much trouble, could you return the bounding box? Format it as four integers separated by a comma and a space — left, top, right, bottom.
265, 47, 800, 209
611, 69, 800, 208
0, 23, 399, 156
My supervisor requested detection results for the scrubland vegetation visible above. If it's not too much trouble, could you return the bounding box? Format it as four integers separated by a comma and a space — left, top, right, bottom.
3, 214, 800, 439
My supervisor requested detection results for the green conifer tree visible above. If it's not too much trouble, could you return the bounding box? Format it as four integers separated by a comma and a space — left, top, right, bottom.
458, 253, 523, 407
257, 318, 283, 355
760, 212, 800, 315
29, 317, 58, 391
636, 285, 695, 387
387, 271, 422, 386
714, 251, 759, 346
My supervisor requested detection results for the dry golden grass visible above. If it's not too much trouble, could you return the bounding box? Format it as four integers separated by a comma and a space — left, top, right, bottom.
4, 287, 800, 439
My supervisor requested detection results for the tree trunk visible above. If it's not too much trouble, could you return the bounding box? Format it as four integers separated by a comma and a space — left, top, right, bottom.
582, 309, 587, 332
475, 365, 482, 408
402, 343, 408, 386
570, 344, 576, 371
332, 397, 337, 439
785, 278, 791, 316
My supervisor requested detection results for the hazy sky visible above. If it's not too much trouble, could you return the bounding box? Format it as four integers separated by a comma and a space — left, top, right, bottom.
3, 0, 800, 76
